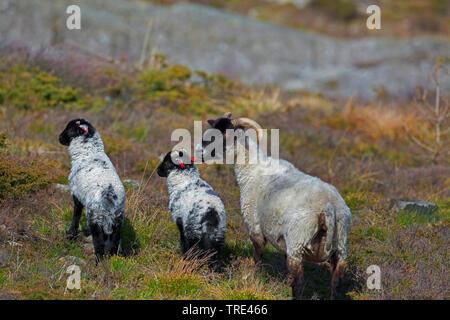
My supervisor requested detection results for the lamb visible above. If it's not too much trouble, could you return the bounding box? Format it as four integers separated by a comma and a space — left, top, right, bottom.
199, 113, 352, 299
59, 118, 126, 263
157, 149, 226, 268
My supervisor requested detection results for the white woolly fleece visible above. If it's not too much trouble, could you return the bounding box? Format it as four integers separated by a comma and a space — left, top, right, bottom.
68, 132, 126, 235
232, 131, 351, 262
166, 166, 226, 246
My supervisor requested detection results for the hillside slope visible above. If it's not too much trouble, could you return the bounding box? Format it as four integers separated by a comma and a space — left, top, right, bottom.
2, 0, 450, 99
0, 44, 448, 299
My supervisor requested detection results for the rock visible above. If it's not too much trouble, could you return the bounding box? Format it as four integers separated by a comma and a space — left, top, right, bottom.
55, 183, 70, 192
123, 179, 140, 189
62, 255, 86, 266
391, 199, 438, 215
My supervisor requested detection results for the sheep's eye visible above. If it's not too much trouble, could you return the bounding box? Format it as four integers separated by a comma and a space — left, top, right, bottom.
179, 151, 183, 157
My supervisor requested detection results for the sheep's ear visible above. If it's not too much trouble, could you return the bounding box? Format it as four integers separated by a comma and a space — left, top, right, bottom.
207, 119, 215, 127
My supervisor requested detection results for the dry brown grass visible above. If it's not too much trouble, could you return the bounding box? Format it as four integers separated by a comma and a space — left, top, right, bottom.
342, 98, 418, 140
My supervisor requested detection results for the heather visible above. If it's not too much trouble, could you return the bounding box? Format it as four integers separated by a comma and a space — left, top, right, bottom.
0, 43, 448, 300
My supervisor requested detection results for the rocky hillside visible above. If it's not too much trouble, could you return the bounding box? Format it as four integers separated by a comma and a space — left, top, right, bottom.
2, 0, 450, 99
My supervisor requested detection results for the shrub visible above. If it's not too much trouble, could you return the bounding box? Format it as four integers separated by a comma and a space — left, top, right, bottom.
336, 100, 417, 140
0, 154, 64, 198
0, 64, 95, 110
137, 64, 191, 99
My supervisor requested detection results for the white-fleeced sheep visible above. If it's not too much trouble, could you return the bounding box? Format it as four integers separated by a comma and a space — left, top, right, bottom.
157, 149, 226, 268
59, 118, 126, 262
199, 113, 352, 299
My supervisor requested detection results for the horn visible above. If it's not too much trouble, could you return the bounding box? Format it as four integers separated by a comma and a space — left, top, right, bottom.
231, 117, 263, 143
223, 112, 232, 119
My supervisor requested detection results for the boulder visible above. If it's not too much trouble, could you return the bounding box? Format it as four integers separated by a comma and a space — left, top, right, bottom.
391, 199, 438, 215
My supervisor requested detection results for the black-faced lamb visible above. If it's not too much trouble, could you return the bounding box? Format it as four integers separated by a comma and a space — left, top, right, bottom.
157, 149, 226, 268
59, 118, 126, 263
199, 113, 352, 299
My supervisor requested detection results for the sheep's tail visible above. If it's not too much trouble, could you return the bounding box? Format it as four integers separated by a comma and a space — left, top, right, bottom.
323, 205, 336, 257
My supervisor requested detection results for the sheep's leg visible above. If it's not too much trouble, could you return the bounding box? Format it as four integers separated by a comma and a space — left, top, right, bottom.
109, 222, 122, 256
208, 241, 224, 271
287, 256, 304, 300
330, 253, 346, 300
90, 223, 106, 264
249, 233, 266, 265
176, 218, 189, 255
67, 196, 83, 240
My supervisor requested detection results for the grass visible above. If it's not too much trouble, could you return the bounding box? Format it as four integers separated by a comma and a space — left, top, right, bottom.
0, 43, 448, 300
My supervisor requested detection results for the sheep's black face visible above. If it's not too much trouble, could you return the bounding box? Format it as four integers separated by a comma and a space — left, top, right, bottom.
157, 150, 194, 177
59, 118, 96, 146
200, 116, 235, 161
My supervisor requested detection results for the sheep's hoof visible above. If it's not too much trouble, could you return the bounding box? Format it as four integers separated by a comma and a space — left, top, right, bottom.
66, 230, 79, 241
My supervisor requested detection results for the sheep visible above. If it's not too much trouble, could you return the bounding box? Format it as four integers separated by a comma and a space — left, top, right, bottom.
59, 118, 126, 263
157, 149, 226, 268
198, 113, 352, 299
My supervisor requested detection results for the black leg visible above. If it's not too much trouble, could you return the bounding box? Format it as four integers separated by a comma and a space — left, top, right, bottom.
109, 222, 122, 256
90, 223, 106, 264
208, 244, 223, 271
66, 195, 83, 240
176, 218, 189, 255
